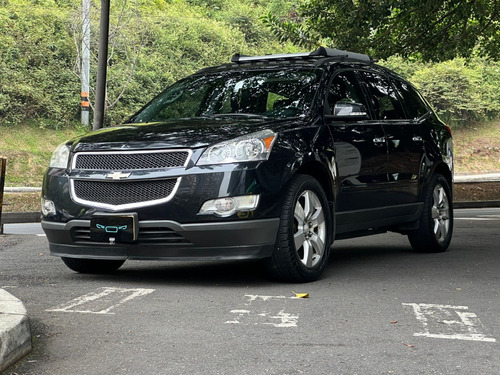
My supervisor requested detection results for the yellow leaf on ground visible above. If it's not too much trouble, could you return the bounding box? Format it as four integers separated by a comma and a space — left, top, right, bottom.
292, 291, 309, 298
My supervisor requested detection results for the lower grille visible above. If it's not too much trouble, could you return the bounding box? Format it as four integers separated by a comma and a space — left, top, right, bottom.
71, 178, 180, 210
71, 226, 192, 245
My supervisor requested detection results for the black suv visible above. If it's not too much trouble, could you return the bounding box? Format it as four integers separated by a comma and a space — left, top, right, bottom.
41, 48, 453, 282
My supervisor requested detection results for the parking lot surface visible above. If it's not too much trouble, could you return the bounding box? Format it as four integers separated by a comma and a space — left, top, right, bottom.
1, 208, 499, 374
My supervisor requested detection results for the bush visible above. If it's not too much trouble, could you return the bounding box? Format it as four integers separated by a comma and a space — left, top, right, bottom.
384, 56, 500, 128
0, 0, 300, 129
0, 1, 79, 129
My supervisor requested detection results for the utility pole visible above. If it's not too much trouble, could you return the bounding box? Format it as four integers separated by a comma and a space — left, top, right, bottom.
81, 0, 90, 127
93, 0, 110, 130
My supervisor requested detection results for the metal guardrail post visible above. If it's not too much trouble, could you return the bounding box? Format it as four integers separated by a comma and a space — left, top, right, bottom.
0, 157, 6, 234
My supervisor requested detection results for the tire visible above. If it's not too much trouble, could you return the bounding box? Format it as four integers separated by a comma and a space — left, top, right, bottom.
408, 174, 453, 252
61, 257, 125, 274
266, 174, 333, 282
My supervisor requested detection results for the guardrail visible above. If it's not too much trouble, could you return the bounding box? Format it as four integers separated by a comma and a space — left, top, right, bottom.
0, 158, 6, 233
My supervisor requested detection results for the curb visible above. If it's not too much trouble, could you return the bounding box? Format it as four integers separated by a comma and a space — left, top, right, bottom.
455, 173, 500, 182
0, 289, 32, 373
455, 200, 500, 208
1, 212, 41, 225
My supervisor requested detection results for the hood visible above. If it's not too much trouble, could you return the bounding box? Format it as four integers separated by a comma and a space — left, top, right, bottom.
70, 118, 296, 152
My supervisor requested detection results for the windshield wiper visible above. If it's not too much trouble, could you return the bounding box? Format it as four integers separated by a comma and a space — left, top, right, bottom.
206, 113, 266, 118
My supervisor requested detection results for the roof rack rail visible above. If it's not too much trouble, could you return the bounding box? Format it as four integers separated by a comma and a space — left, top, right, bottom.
231, 47, 373, 64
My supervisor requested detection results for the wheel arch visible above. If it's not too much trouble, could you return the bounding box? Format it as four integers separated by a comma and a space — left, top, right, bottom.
295, 160, 336, 214
430, 161, 454, 197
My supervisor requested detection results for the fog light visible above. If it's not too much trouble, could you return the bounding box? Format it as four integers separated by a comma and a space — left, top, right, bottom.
199, 195, 260, 217
215, 198, 236, 213
41, 198, 56, 216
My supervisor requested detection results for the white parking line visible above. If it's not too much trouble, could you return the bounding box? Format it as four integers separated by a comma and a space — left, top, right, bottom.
404, 303, 496, 342
46, 287, 155, 315
226, 294, 303, 327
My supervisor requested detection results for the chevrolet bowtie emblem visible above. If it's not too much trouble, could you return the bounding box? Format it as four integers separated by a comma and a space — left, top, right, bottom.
106, 171, 131, 180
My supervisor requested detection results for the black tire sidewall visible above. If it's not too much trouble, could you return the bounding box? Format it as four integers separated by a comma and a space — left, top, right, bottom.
410, 174, 453, 252
271, 174, 333, 282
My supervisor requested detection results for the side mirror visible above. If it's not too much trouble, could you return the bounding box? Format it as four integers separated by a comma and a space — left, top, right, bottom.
326, 102, 369, 120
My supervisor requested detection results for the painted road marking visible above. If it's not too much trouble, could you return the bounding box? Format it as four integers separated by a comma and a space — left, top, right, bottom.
404, 303, 496, 342
455, 218, 500, 221
46, 287, 155, 315
244, 295, 287, 303
226, 294, 302, 327
455, 215, 500, 221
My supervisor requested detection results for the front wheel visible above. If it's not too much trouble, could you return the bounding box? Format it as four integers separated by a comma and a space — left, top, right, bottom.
266, 174, 333, 282
408, 174, 453, 252
62, 257, 125, 274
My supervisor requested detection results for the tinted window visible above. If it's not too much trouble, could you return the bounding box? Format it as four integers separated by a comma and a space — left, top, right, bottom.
326, 70, 368, 114
131, 69, 322, 123
359, 72, 405, 120
392, 79, 429, 119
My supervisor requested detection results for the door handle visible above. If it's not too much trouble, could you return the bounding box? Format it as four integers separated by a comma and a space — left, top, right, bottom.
373, 137, 386, 146
412, 136, 423, 142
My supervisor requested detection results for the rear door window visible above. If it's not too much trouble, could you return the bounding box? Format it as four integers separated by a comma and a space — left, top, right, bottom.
326, 70, 368, 115
358, 71, 406, 120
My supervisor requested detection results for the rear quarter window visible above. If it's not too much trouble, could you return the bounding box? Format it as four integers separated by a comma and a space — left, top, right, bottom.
392, 79, 429, 120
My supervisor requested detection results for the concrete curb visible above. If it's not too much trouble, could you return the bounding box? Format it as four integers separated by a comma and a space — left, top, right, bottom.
455, 173, 500, 182
455, 200, 500, 208
0, 289, 32, 372
1, 212, 41, 225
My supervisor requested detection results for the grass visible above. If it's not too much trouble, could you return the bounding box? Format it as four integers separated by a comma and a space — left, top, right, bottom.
452, 120, 500, 174
0, 124, 84, 187
0, 121, 499, 213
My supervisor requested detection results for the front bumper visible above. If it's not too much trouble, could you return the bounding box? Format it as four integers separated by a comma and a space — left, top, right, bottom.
42, 218, 279, 261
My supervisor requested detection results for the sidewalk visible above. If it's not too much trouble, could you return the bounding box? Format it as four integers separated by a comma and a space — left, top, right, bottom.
0, 289, 32, 372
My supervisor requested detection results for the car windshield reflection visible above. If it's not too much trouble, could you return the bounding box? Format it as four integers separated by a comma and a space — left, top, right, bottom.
130, 69, 321, 123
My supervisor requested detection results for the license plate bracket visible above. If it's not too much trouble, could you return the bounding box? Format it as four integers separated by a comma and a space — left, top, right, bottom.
90, 213, 138, 243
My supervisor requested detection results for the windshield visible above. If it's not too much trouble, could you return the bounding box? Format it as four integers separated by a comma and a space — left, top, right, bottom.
130, 68, 322, 123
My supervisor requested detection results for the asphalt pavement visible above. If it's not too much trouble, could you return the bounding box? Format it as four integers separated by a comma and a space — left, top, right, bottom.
1, 207, 499, 374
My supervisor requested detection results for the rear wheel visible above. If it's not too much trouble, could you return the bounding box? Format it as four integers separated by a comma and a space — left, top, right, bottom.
266, 174, 333, 282
61, 257, 125, 274
408, 174, 453, 252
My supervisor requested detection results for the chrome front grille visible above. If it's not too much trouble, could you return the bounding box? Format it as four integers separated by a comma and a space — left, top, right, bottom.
69, 149, 190, 210
73, 150, 190, 170
71, 178, 180, 210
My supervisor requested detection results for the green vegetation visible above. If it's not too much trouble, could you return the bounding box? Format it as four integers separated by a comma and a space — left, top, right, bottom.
383, 57, 500, 127
1, 0, 500, 129
264, 0, 500, 61
0, 0, 499, 193
0, 125, 85, 186
453, 121, 500, 174
0, 0, 299, 129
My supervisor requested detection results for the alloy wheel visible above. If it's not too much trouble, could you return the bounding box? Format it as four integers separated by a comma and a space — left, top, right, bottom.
293, 190, 326, 268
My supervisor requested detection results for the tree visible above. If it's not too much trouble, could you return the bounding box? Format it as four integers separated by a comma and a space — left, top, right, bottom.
264, 0, 500, 61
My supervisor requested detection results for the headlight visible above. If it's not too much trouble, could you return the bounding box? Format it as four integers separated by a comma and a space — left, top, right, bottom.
49, 143, 71, 169
197, 129, 277, 165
